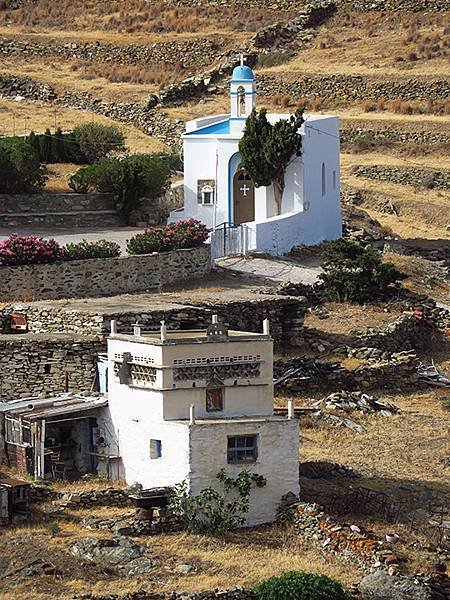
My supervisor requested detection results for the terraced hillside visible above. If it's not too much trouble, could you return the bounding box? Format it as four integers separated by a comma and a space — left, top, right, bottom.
0, 0, 449, 238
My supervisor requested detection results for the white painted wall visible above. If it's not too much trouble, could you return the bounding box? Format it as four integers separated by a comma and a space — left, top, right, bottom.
189, 418, 300, 526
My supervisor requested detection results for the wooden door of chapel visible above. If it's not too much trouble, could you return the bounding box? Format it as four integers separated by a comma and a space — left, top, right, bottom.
233, 170, 255, 224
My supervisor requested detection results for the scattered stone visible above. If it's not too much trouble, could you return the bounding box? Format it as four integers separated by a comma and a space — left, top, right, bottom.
300, 460, 359, 479
68, 536, 144, 567
359, 571, 433, 600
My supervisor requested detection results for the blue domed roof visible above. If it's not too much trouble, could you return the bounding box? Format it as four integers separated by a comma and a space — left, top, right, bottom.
231, 65, 254, 82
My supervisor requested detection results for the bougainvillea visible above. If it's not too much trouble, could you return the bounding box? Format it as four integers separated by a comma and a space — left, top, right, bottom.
0, 234, 63, 267
127, 219, 209, 255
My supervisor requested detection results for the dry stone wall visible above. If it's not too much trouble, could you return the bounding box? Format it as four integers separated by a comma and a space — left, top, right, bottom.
0, 335, 103, 401
0, 246, 211, 302
0, 36, 222, 70
341, 125, 450, 146
0, 296, 307, 348
258, 74, 450, 102
352, 165, 450, 190
0, 192, 123, 228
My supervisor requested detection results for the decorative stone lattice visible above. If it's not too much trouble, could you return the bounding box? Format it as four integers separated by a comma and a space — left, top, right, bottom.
173, 362, 260, 382
113, 362, 157, 386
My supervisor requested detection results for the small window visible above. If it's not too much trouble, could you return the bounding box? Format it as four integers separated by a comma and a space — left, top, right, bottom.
321, 163, 326, 196
206, 388, 224, 412
332, 170, 337, 190
227, 435, 257, 464
201, 185, 214, 205
150, 439, 162, 459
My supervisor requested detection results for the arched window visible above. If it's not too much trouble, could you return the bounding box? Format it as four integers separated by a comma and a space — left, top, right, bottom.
201, 184, 214, 205
321, 163, 326, 196
237, 86, 246, 117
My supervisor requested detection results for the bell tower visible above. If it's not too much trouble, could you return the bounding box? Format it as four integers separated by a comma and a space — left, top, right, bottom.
230, 56, 256, 119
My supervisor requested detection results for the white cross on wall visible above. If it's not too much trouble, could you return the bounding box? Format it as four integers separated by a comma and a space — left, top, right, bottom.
240, 184, 250, 196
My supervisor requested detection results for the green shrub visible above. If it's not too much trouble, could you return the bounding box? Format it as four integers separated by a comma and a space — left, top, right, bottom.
441, 398, 450, 411
69, 154, 171, 221
168, 469, 266, 534
254, 571, 347, 600
319, 239, 406, 304
256, 51, 293, 69
0, 138, 47, 193
126, 219, 209, 254
72, 122, 126, 163
62, 239, 121, 261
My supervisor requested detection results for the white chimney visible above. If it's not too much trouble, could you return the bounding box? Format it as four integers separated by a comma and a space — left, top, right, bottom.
212, 314, 218, 324
133, 323, 141, 337
288, 399, 294, 420
160, 320, 167, 341
263, 318, 270, 335
110, 319, 117, 335
189, 404, 196, 425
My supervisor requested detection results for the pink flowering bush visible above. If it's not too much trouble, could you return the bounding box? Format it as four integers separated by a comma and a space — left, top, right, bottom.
127, 219, 209, 255
0, 234, 63, 266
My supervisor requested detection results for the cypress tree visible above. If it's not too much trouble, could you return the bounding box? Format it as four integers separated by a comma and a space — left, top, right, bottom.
238, 107, 304, 214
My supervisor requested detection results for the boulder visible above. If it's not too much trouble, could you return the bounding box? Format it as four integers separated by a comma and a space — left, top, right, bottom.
359, 571, 433, 600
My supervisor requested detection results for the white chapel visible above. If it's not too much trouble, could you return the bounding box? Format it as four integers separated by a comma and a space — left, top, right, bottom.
169, 61, 342, 255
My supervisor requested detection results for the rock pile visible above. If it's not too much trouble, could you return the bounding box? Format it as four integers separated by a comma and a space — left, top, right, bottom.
283, 501, 400, 570
69, 537, 155, 575
252, 3, 336, 49
359, 570, 450, 600
82, 512, 182, 536
320, 390, 400, 415
59, 488, 134, 508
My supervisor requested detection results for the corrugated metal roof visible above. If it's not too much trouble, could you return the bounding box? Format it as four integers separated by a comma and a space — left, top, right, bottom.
0, 394, 107, 420
0, 477, 31, 488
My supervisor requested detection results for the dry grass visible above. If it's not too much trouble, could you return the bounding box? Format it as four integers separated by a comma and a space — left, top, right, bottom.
0, 98, 167, 154
383, 253, 450, 302
0, 0, 293, 35
0, 520, 361, 599
0, 58, 156, 102
258, 12, 450, 77
77, 61, 185, 88
304, 302, 401, 335
340, 152, 450, 239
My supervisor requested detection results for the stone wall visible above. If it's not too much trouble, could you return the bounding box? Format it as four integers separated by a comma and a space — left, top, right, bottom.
77, 590, 255, 600
0, 192, 123, 228
0, 245, 211, 302
0, 296, 307, 348
258, 73, 450, 102
0, 35, 222, 70
0, 335, 103, 401
341, 124, 450, 146
352, 164, 450, 190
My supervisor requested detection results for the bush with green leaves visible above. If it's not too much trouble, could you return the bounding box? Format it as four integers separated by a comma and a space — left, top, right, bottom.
168, 469, 267, 534
62, 239, 121, 261
72, 122, 126, 163
69, 154, 171, 221
319, 238, 406, 304
254, 571, 347, 600
0, 138, 47, 193
126, 219, 209, 255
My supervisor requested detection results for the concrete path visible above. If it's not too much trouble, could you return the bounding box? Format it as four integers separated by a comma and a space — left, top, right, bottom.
215, 255, 321, 285
0, 227, 143, 253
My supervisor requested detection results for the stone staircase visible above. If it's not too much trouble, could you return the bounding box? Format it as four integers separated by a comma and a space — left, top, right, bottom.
0, 192, 124, 229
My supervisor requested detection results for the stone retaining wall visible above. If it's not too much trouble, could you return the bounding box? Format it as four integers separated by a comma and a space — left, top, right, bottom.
258, 74, 450, 102
341, 125, 450, 146
0, 296, 307, 347
0, 192, 123, 228
0, 35, 222, 70
352, 164, 450, 190
0, 245, 211, 302
77, 590, 254, 600
0, 335, 103, 400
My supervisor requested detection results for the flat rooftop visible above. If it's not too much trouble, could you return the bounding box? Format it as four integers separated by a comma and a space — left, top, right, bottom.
111, 329, 271, 345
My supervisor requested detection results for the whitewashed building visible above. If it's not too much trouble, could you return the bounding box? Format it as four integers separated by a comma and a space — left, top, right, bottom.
104, 318, 299, 526
169, 61, 342, 255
